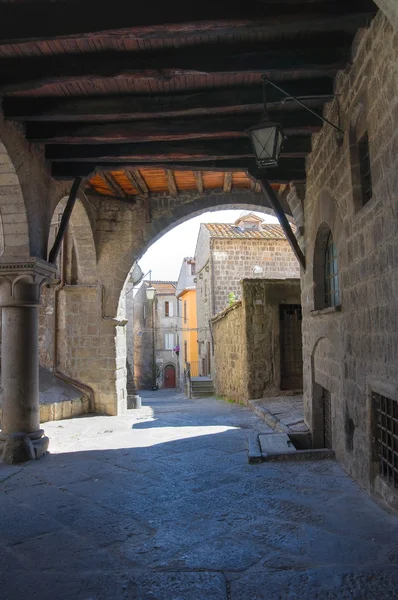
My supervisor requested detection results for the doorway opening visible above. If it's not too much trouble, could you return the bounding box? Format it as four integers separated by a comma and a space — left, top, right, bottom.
279, 304, 303, 390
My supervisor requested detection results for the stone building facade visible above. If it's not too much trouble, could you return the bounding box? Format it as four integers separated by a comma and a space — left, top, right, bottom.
212, 279, 301, 402
176, 257, 198, 388
299, 11, 398, 509
195, 214, 300, 376
131, 281, 178, 389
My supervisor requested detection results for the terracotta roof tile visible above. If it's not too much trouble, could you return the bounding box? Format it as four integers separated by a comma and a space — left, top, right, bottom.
204, 223, 293, 240
145, 281, 177, 295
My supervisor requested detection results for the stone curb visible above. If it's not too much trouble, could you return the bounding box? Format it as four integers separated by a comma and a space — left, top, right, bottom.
247, 399, 290, 433
261, 448, 335, 462
247, 432, 263, 464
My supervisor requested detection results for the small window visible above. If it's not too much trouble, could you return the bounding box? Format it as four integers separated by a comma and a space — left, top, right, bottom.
350, 105, 373, 212
184, 340, 188, 363
190, 263, 196, 275
324, 232, 339, 308
164, 333, 174, 350
373, 392, 398, 488
358, 132, 372, 206
165, 301, 169, 317
184, 301, 187, 324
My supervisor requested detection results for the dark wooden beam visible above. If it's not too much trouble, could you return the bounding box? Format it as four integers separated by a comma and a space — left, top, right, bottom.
51, 160, 306, 181
0, 36, 352, 93
257, 176, 306, 269
194, 172, 203, 194
48, 177, 82, 264
45, 137, 312, 162
0, 1, 375, 45
28, 112, 321, 144
125, 169, 149, 196
3, 79, 334, 122
223, 172, 232, 193
165, 169, 178, 197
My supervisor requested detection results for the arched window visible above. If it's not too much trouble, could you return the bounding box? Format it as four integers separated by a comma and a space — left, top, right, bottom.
313, 224, 340, 310
324, 232, 339, 307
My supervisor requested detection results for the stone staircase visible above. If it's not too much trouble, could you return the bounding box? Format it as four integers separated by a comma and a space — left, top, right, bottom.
190, 377, 215, 398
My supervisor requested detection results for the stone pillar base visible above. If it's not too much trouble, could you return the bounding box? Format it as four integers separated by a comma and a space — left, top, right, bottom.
127, 394, 142, 409
0, 432, 49, 464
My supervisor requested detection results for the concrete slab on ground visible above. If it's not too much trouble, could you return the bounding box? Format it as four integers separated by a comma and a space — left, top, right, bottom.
249, 393, 308, 434
1, 390, 398, 600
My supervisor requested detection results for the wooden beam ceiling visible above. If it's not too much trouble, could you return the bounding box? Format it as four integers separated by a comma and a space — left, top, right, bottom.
0, 36, 352, 94
0, 0, 376, 196
0, 1, 375, 45
2, 79, 333, 122
51, 160, 306, 181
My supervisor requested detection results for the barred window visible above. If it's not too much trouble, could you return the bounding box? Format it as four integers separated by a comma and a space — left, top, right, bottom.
373, 392, 398, 489
324, 232, 339, 308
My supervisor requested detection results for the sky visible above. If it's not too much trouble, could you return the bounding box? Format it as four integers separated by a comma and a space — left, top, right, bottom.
137, 209, 278, 282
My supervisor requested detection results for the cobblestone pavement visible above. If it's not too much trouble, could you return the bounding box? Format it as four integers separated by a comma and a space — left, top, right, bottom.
1, 390, 398, 600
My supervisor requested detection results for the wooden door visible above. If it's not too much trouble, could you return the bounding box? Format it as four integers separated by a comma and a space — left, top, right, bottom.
280, 304, 303, 390
164, 365, 176, 388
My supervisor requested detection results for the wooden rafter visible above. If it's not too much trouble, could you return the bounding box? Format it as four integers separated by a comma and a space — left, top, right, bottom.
194, 171, 203, 194
101, 172, 128, 198
26, 112, 321, 145
44, 137, 311, 163
0, 36, 352, 93
125, 169, 149, 196
0, 2, 375, 45
223, 172, 232, 193
3, 79, 333, 122
165, 169, 178, 197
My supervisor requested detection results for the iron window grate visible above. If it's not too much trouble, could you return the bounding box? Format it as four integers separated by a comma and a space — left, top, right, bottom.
374, 392, 398, 488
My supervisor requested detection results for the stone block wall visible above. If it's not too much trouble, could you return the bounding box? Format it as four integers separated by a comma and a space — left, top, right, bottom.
301, 11, 398, 506
212, 279, 301, 402
211, 238, 300, 315
212, 301, 246, 402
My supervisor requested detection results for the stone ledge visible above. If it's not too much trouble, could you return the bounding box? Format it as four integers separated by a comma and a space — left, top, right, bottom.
310, 305, 342, 317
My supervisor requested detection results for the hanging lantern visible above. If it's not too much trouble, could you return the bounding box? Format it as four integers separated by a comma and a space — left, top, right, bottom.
247, 77, 285, 169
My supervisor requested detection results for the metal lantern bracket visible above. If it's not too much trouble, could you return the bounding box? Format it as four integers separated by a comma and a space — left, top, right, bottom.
262, 75, 344, 141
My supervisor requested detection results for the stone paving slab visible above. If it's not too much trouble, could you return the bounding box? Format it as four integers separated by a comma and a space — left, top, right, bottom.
1, 390, 398, 599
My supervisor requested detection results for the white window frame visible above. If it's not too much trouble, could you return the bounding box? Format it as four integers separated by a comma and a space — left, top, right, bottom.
164, 333, 174, 350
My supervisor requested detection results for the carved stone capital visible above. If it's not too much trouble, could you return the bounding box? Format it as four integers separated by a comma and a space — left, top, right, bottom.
0, 258, 57, 307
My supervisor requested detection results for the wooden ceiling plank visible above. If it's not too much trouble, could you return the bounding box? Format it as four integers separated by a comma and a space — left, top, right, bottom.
194, 171, 203, 194
3, 78, 334, 121
0, 35, 353, 93
28, 112, 322, 144
0, 2, 376, 45
223, 172, 232, 193
102, 172, 128, 198
165, 169, 178, 197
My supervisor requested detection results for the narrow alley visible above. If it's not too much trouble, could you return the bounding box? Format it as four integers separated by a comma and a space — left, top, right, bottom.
1, 391, 398, 599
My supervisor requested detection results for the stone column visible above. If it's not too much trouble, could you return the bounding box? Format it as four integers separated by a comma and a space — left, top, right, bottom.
0, 259, 56, 464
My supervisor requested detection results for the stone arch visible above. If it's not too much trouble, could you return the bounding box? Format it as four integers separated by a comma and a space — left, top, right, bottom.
48, 196, 97, 285
0, 140, 30, 260
108, 190, 295, 319
310, 334, 345, 448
